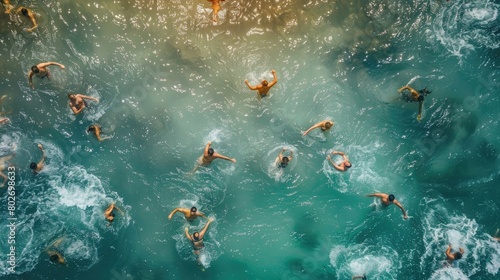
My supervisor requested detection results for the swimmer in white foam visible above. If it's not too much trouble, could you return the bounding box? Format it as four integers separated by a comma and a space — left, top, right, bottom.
275, 147, 293, 169
302, 120, 334, 136
244, 70, 278, 100
366, 193, 408, 219
327, 150, 352, 172
29, 143, 45, 174
45, 236, 66, 265
185, 217, 214, 264
104, 202, 124, 227
445, 244, 464, 265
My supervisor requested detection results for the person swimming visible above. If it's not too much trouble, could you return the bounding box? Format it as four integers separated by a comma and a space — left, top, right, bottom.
276, 148, 293, 168
303, 120, 334, 136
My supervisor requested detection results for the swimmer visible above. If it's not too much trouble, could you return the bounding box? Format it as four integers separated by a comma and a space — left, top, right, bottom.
28, 62, 65, 89
16, 6, 38, 32
45, 236, 66, 266
366, 193, 408, 219
185, 217, 214, 264
0, 95, 11, 124
168, 206, 207, 221
3, 0, 13, 14
445, 244, 464, 265
207, 0, 225, 22
327, 150, 352, 171
302, 120, 334, 136
493, 228, 500, 242
352, 275, 367, 280
87, 124, 106, 141
104, 202, 124, 227
0, 150, 15, 187
29, 143, 45, 174
193, 141, 236, 172
244, 70, 278, 100
397, 85, 431, 121
68, 94, 99, 115
275, 147, 293, 168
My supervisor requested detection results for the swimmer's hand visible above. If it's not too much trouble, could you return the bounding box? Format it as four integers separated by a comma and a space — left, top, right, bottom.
271, 69, 276, 74
208, 217, 215, 222
59, 64, 65, 69
326, 155, 331, 160
404, 215, 408, 220
230, 158, 236, 163
417, 114, 422, 122
37, 143, 43, 149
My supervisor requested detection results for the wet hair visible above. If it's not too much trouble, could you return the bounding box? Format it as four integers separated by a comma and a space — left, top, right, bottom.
111, 212, 115, 217
262, 80, 268, 86
208, 148, 214, 156
68, 94, 76, 100
21, 8, 28, 16
31, 66, 39, 73
419, 88, 432, 95
325, 121, 333, 128
49, 254, 59, 262
87, 126, 96, 132
190, 207, 197, 213
454, 252, 463, 260
388, 194, 395, 202
30, 162, 37, 169
418, 95, 425, 102
345, 161, 352, 168
193, 232, 200, 241
280, 156, 289, 167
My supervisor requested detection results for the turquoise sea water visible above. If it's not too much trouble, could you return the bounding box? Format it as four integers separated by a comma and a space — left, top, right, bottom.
1, 0, 499, 279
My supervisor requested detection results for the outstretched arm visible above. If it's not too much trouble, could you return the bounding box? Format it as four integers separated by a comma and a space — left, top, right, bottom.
28, 71, 35, 89
394, 200, 408, 219
366, 193, 384, 198
302, 123, 322, 136
37, 144, 45, 167
199, 218, 213, 239
38, 62, 65, 69
104, 203, 115, 216
79, 94, 99, 102
168, 208, 180, 220
244, 80, 258, 90
445, 244, 453, 260
214, 153, 236, 163
197, 211, 207, 219
27, 12, 38, 32
327, 155, 343, 171
398, 85, 412, 93
268, 70, 278, 88
184, 227, 193, 241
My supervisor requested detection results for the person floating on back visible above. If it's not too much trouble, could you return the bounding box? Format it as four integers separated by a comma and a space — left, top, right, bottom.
0, 95, 11, 125
16, 6, 38, 32
207, 0, 225, 22
397, 85, 431, 121
445, 244, 464, 266
30, 143, 45, 174
193, 141, 236, 172
327, 150, 351, 171
0, 147, 15, 187
185, 217, 214, 264
68, 94, 99, 115
302, 120, 334, 136
28, 62, 65, 89
168, 206, 207, 221
366, 193, 408, 219
245, 70, 278, 100
276, 147, 293, 169
104, 202, 124, 227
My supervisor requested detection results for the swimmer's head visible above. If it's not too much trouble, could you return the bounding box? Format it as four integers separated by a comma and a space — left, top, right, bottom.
68, 94, 76, 100
49, 254, 59, 262
345, 161, 352, 169
21, 8, 28, 16
325, 121, 333, 128
261, 80, 268, 87
454, 252, 463, 260
190, 207, 197, 214
193, 232, 200, 241
280, 156, 289, 167
31, 66, 39, 73
30, 162, 37, 170
418, 95, 425, 102
208, 148, 214, 156
388, 194, 395, 202
106, 212, 115, 222
87, 126, 96, 132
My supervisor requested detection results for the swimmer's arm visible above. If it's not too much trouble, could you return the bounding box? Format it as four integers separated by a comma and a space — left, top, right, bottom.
445, 244, 454, 260
214, 153, 236, 163
302, 123, 321, 136
71, 104, 84, 115
38, 62, 65, 69
204, 142, 211, 156
15, 6, 24, 13
197, 211, 207, 219
366, 193, 384, 198
398, 85, 411, 93
37, 144, 45, 167
199, 218, 213, 239
28, 71, 34, 89
4, 0, 12, 13
288, 150, 293, 161
394, 200, 408, 219
94, 129, 104, 141
27, 12, 38, 32
327, 155, 343, 171
184, 227, 193, 241
167, 208, 180, 220
244, 80, 258, 90
459, 247, 464, 254
104, 203, 115, 216
268, 70, 278, 87
80, 95, 99, 102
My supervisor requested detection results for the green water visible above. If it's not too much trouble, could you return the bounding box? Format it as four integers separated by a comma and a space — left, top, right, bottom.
1, 0, 500, 279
